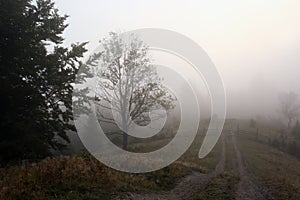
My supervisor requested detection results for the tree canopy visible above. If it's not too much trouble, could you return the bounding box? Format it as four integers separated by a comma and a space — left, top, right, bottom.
90, 32, 175, 150
0, 0, 87, 163
279, 92, 300, 129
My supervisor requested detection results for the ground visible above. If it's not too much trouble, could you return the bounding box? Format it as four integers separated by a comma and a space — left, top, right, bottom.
1, 127, 300, 200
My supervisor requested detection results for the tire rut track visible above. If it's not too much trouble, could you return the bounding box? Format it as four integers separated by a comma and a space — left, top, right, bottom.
114, 135, 226, 200
231, 132, 274, 200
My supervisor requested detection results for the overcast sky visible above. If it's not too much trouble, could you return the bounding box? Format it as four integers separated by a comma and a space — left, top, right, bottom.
54, 0, 300, 118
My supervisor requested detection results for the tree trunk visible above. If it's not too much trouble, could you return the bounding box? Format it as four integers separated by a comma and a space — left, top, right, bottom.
122, 131, 128, 150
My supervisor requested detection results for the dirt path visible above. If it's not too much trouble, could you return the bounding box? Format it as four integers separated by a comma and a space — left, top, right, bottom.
231, 132, 273, 200
114, 136, 226, 200
114, 132, 276, 200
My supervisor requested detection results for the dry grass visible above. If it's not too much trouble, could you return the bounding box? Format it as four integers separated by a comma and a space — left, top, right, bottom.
193, 172, 238, 200
0, 125, 223, 199
238, 135, 300, 200
179, 133, 222, 173
192, 134, 239, 200
0, 154, 193, 200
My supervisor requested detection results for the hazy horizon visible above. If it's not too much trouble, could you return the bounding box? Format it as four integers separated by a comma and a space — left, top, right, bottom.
54, 0, 300, 119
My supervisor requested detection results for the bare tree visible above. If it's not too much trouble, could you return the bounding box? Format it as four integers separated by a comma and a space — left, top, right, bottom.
279, 92, 300, 129
90, 32, 175, 150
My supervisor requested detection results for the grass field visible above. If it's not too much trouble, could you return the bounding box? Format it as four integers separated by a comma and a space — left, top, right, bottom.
238, 134, 300, 200
0, 155, 192, 199
1, 125, 299, 200
0, 128, 223, 200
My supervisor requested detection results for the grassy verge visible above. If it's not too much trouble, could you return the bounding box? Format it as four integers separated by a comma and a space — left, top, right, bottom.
238, 134, 300, 200
0, 155, 190, 200
0, 129, 223, 199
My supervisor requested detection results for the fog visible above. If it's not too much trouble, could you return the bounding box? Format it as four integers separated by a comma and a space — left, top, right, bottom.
55, 0, 300, 120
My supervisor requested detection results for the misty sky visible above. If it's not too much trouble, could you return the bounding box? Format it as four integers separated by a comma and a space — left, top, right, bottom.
54, 0, 300, 118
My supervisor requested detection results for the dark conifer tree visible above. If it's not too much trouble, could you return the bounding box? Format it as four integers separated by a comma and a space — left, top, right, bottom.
0, 0, 88, 162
